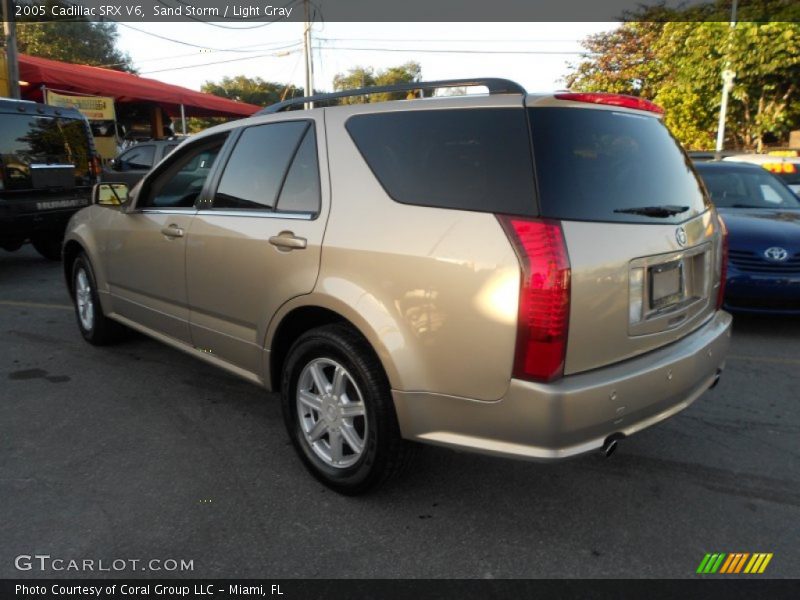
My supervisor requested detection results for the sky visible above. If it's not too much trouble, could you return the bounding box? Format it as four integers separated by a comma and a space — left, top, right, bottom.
114, 22, 616, 95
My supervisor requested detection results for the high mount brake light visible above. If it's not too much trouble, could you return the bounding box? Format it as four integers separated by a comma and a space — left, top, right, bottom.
555, 92, 665, 115
498, 217, 571, 382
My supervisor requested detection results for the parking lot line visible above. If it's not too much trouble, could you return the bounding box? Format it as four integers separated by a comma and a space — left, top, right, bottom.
0, 300, 72, 310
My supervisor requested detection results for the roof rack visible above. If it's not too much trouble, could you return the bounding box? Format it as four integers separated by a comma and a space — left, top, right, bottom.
256, 78, 526, 115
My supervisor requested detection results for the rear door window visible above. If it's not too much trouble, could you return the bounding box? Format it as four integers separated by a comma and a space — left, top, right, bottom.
0, 114, 92, 190
529, 107, 709, 223
214, 121, 310, 211
346, 108, 536, 216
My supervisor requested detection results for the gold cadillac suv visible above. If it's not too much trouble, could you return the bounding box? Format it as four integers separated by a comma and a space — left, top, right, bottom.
63, 79, 732, 494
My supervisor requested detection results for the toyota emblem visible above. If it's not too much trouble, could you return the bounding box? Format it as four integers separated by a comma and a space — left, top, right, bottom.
675, 227, 687, 247
764, 247, 789, 262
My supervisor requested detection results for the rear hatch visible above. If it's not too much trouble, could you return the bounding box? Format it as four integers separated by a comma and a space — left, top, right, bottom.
0, 110, 95, 212
527, 97, 723, 375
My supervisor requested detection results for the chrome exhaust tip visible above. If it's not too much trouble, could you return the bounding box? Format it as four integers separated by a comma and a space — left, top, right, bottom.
602, 434, 624, 458
709, 368, 722, 390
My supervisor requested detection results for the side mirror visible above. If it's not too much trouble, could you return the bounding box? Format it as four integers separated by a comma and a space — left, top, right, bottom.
93, 182, 130, 206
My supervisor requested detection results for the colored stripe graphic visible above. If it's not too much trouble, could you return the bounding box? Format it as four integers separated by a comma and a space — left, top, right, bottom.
744, 554, 760, 574
719, 554, 735, 573
697, 554, 713, 573
734, 553, 749, 573
700, 553, 724, 573
710, 553, 726, 573
720, 553, 738, 574
758, 554, 773, 573
701, 553, 774, 575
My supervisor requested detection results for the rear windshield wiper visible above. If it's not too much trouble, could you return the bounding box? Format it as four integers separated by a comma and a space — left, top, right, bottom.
613, 205, 690, 218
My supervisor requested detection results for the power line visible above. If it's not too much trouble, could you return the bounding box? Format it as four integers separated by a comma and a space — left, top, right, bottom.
317, 37, 583, 44
140, 46, 302, 74
95, 38, 303, 69
118, 22, 288, 52
315, 45, 588, 55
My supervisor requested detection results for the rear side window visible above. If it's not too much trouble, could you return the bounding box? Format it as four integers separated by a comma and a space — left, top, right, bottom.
0, 114, 91, 190
214, 121, 310, 211
275, 126, 321, 214
346, 109, 536, 216
529, 107, 709, 223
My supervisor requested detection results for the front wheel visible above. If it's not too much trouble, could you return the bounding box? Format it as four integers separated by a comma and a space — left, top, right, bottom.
71, 253, 125, 345
281, 324, 410, 495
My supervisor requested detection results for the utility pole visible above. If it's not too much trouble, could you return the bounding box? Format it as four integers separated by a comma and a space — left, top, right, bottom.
303, 0, 314, 109
2, 0, 21, 99
715, 0, 738, 156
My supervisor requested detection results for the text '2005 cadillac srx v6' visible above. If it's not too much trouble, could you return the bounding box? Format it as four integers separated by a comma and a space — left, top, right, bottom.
63, 79, 731, 494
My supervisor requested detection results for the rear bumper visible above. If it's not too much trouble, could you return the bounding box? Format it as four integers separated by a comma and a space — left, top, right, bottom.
0, 200, 89, 240
393, 310, 732, 460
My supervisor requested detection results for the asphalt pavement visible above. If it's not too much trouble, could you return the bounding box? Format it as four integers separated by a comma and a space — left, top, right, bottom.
1, 245, 798, 578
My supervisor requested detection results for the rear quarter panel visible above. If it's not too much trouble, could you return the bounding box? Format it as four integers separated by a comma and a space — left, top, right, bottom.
315, 100, 523, 401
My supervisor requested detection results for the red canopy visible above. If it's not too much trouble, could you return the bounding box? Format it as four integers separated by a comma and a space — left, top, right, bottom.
18, 54, 261, 118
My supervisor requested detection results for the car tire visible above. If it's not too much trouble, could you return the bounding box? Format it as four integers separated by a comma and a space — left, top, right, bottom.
31, 233, 63, 261
281, 324, 410, 495
71, 253, 124, 345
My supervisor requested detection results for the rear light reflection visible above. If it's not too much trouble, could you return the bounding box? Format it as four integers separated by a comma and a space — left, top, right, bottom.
628, 267, 644, 325
716, 214, 729, 310
498, 216, 571, 382
90, 155, 102, 181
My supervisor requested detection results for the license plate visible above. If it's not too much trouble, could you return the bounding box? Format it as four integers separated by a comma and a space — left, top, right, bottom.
649, 260, 684, 309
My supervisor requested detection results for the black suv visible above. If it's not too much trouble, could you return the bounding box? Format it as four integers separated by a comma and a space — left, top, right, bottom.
1, 99, 98, 260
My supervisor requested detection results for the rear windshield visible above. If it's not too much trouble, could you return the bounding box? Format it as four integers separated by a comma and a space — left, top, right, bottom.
346, 108, 536, 216
0, 114, 92, 190
529, 107, 709, 223
695, 165, 800, 209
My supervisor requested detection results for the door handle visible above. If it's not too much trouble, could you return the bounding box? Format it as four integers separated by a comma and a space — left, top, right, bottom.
161, 224, 185, 238
269, 232, 307, 250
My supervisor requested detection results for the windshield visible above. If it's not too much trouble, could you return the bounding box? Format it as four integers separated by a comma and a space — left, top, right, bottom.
695, 166, 800, 209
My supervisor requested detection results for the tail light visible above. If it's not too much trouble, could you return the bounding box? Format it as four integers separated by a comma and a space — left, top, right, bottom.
715, 214, 729, 310
555, 92, 665, 115
498, 216, 571, 382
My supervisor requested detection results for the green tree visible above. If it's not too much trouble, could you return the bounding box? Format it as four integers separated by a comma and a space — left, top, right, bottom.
187, 76, 304, 132
654, 22, 800, 151
333, 61, 426, 103
5, 1, 134, 71
567, 16, 800, 150
201, 75, 303, 106
565, 22, 665, 98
